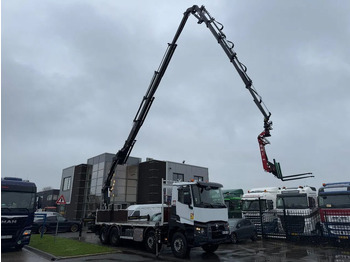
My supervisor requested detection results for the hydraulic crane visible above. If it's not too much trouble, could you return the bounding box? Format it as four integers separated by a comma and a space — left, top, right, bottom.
102, 5, 312, 207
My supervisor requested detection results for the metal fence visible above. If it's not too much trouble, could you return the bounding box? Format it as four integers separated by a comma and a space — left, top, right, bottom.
244, 203, 350, 243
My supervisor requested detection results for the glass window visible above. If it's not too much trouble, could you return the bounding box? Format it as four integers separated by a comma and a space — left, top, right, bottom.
97, 170, 104, 179
319, 194, 350, 208
63, 177, 72, 191
98, 162, 105, 170
53, 195, 58, 201
92, 171, 98, 180
178, 186, 191, 203
173, 173, 184, 182
194, 176, 203, 181
276, 195, 308, 209
97, 177, 103, 186
242, 200, 266, 211
47, 195, 52, 201
192, 184, 225, 208
96, 185, 102, 196
1, 191, 36, 210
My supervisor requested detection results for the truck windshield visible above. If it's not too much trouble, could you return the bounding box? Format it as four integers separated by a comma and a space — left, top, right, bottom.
1, 191, 36, 211
276, 195, 308, 209
319, 194, 350, 208
242, 200, 267, 211
192, 185, 225, 208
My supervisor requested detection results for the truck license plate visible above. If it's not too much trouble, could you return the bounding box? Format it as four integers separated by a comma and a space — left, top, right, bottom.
1, 235, 13, 239
222, 231, 229, 234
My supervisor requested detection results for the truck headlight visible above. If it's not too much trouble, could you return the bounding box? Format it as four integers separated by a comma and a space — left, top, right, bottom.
195, 227, 206, 234
22, 230, 31, 236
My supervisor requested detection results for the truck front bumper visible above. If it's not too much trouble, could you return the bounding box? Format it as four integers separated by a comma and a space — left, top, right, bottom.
193, 221, 230, 247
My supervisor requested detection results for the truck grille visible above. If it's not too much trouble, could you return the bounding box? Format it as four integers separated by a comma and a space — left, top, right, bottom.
210, 223, 226, 239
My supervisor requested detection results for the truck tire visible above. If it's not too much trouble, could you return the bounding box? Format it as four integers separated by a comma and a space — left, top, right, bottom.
144, 230, 156, 253
201, 244, 219, 253
171, 232, 190, 259
109, 227, 121, 246
99, 226, 110, 244
70, 224, 79, 233
230, 232, 238, 244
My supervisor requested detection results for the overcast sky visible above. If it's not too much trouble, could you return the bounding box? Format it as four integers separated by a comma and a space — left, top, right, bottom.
2, 1, 350, 192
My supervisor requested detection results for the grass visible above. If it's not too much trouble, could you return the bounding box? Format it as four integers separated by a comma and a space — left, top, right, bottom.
29, 234, 115, 258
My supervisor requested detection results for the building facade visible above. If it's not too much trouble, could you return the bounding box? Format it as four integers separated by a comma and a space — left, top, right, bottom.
60, 164, 88, 220
59, 153, 209, 219
37, 189, 60, 212
137, 159, 208, 204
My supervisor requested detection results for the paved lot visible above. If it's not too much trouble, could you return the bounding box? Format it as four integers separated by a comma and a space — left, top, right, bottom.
2, 230, 350, 262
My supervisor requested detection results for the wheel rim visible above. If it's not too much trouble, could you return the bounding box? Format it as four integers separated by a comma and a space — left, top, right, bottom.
147, 236, 154, 248
174, 238, 184, 252
71, 225, 78, 232
231, 233, 237, 243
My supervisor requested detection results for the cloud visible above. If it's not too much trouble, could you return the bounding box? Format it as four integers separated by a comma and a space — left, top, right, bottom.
2, 0, 350, 192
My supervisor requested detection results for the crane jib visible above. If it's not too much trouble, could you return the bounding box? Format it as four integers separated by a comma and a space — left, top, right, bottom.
102, 5, 312, 206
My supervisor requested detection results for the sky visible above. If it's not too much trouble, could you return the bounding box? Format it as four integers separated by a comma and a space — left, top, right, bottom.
2, 1, 350, 192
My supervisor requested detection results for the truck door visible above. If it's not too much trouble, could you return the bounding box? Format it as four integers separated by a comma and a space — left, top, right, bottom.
176, 185, 194, 225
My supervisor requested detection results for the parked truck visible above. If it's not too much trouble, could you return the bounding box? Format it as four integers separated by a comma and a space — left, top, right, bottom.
95, 180, 228, 258
1, 177, 37, 250
241, 187, 279, 234
318, 182, 350, 240
276, 186, 319, 236
222, 189, 244, 218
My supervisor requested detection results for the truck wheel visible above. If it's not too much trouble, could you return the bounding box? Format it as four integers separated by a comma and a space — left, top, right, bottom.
230, 233, 238, 244
70, 224, 79, 233
39, 225, 47, 234
99, 226, 110, 244
109, 227, 121, 246
171, 232, 190, 259
251, 231, 258, 241
144, 230, 156, 253
202, 244, 219, 253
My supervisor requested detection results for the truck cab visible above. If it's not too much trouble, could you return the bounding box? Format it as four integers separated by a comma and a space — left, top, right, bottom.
276, 186, 319, 235
318, 182, 350, 240
241, 187, 279, 234
1, 177, 37, 250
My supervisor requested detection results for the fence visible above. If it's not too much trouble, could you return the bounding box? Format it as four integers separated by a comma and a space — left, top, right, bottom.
244, 201, 350, 242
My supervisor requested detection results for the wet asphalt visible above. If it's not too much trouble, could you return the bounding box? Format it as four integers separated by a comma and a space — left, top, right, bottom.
2, 229, 350, 261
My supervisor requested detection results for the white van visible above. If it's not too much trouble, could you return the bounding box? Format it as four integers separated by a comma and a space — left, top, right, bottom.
127, 204, 164, 220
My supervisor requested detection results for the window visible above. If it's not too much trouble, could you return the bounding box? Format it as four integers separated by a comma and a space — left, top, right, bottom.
47, 195, 52, 201
63, 177, 72, 191
173, 173, 184, 182
178, 186, 191, 204
194, 176, 203, 181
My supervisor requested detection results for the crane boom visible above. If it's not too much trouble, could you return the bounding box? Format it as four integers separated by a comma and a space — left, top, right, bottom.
102, 5, 310, 207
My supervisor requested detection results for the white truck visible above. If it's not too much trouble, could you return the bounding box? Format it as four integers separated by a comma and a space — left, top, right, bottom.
276, 186, 319, 236
94, 180, 229, 258
241, 187, 279, 234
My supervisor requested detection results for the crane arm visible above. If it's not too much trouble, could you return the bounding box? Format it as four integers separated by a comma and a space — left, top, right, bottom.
102, 5, 311, 207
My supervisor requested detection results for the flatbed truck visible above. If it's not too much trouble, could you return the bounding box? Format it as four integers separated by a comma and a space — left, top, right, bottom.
94, 180, 229, 258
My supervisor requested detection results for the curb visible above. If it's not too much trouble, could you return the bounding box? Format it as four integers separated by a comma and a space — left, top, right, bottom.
25, 245, 58, 261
